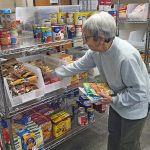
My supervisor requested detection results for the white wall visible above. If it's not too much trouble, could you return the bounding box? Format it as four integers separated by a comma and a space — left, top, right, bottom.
0, 0, 33, 9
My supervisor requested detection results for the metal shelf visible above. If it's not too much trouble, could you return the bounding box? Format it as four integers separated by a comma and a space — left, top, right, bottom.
0, 36, 83, 58
7, 84, 79, 117
8, 89, 65, 117
112, 0, 149, 4
45, 121, 90, 150
119, 20, 148, 24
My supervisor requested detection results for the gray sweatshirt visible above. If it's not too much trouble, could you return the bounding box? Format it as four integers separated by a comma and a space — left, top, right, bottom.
55, 37, 150, 120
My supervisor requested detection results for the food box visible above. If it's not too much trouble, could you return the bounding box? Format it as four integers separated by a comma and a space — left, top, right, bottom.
50, 111, 71, 138
4, 64, 45, 107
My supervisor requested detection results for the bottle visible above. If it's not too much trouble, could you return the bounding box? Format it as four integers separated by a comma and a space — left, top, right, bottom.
71, 102, 78, 119
77, 107, 88, 126
87, 108, 95, 123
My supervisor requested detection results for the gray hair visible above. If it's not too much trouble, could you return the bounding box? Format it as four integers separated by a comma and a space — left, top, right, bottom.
83, 11, 116, 42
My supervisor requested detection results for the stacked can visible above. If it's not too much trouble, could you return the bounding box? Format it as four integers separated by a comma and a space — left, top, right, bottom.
77, 107, 88, 126
66, 12, 74, 25
0, 29, 11, 46
67, 25, 75, 39
87, 108, 95, 123
52, 25, 65, 42
41, 27, 52, 43
5, 12, 17, 30
32, 25, 42, 39
57, 12, 66, 25
10, 29, 18, 44
49, 13, 57, 26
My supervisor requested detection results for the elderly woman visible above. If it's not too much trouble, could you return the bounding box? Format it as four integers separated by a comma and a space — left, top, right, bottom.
54, 11, 150, 150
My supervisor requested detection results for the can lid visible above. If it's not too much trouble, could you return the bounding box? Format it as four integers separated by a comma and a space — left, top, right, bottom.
87, 108, 94, 112
72, 102, 77, 106
78, 107, 85, 112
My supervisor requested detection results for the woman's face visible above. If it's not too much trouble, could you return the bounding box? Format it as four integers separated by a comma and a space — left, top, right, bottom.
82, 29, 106, 52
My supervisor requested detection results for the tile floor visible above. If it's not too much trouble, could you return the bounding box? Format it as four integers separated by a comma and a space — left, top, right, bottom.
54, 111, 150, 150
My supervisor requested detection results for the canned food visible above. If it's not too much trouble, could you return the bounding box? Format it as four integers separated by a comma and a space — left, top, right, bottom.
75, 25, 82, 37
77, 107, 88, 126
0, 30, 11, 46
60, 25, 66, 40
49, 13, 57, 25
57, 12, 66, 24
32, 25, 41, 39
71, 102, 78, 118
5, 12, 16, 30
52, 26, 62, 42
10, 29, 18, 44
1, 13, 6, 27
67, 25, 75, 39
66, 12, 74, 25
74, 12, 83, 25
87, 108, 95, 123
41, 27, 52, 43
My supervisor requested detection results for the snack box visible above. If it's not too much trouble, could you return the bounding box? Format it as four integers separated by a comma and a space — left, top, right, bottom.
17, 54, 70, 93
50, 111, 71, 138
33, 116, 52, 142
4, 64, 44, 107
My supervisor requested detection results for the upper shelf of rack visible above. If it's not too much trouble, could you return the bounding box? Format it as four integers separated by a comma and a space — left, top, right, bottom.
112, 0, 149, 4
0, 35, 83, 58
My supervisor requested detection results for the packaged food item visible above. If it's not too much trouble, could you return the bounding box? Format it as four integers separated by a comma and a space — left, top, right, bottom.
52, 26, 62, 42
13, 114, 31, 125
87, 108, 95, 123
41, 27, 52, 43
17, 128, 37, 150
70, 74, 79, 85
75, 25, 82, 37
77, 107, 88, 126
57, 12, 66, 24
93, 101, 106, 113
71, 102, 78, 118
50, 111, 71, 138
33, 117, 52, 142
66, 12, 74, 25
49, 13, 57, 25
10, 29, 18, 44
74, 12, 83, 25
0, 29, 11, 46
5, 12, 17, 30
67, 25, 75, 39
27, 122, 44, 150
32, 25, 41, 39
13, 135, 22, 150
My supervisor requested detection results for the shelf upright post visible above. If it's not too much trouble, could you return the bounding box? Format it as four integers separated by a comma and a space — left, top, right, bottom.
116, 0, 120, 36
25, 0, 28, 7
144, 0, 150, 71
0, 61, 15, 150
13, 0, 17, 8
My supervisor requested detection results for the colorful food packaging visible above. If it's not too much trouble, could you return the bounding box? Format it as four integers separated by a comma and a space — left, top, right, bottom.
50, 111, 71, 138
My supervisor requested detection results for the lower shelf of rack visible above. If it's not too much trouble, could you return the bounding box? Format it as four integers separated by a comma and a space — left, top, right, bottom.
45, 120, 90, 150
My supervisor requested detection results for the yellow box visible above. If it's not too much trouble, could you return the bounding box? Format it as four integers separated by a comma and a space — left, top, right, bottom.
57, 12, 66, 24
50, 111, 71, 138
74, 12, 83, 25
